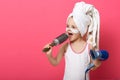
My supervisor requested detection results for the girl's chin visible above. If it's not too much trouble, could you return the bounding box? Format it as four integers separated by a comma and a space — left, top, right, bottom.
69, 38, 75, 42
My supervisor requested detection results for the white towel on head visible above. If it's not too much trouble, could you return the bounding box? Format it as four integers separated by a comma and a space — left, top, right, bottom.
67, 1, 100, 50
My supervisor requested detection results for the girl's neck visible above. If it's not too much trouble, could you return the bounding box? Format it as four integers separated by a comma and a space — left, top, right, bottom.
70, 38, 87, 53
70, 37, 85, 45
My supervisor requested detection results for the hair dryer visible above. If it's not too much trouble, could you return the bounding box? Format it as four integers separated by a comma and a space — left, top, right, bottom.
90, 50, 109, 61
85, 50, 109, 73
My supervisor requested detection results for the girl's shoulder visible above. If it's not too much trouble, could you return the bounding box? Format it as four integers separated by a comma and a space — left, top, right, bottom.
88, 43, 94, 50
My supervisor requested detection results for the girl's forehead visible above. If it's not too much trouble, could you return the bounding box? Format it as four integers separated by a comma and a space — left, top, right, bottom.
67, 17, 78, 27
67, 17, 75, 24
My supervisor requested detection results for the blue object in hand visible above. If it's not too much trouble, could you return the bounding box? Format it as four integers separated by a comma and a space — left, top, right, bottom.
90, 50, 109, 61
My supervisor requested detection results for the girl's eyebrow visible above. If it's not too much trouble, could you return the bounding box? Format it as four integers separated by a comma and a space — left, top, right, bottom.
71, 25, 74, 27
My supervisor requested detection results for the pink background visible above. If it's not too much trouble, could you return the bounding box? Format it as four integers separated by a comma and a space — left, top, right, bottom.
0, 0, 120, 80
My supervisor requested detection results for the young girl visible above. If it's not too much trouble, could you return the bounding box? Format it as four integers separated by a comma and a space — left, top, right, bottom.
43, 1, 101, 80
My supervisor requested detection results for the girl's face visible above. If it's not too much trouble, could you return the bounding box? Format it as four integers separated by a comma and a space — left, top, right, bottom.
66, 17, 81, 42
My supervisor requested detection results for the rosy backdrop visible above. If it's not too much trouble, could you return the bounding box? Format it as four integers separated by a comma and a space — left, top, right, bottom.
0, 0, 120, 80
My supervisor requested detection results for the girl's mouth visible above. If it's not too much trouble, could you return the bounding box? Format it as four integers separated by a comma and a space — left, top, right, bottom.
68, 33, 73, 36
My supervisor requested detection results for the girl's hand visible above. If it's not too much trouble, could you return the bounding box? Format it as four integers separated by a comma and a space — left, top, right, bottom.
43, 43, 52, 55
90, 59, 101, 70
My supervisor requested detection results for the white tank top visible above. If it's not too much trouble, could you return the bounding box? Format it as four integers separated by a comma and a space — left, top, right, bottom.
63, 43, 90, 80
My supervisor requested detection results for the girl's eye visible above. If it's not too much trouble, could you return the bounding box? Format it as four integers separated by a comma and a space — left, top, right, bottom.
66, 25, 69, 28
71, 25, 75, 29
